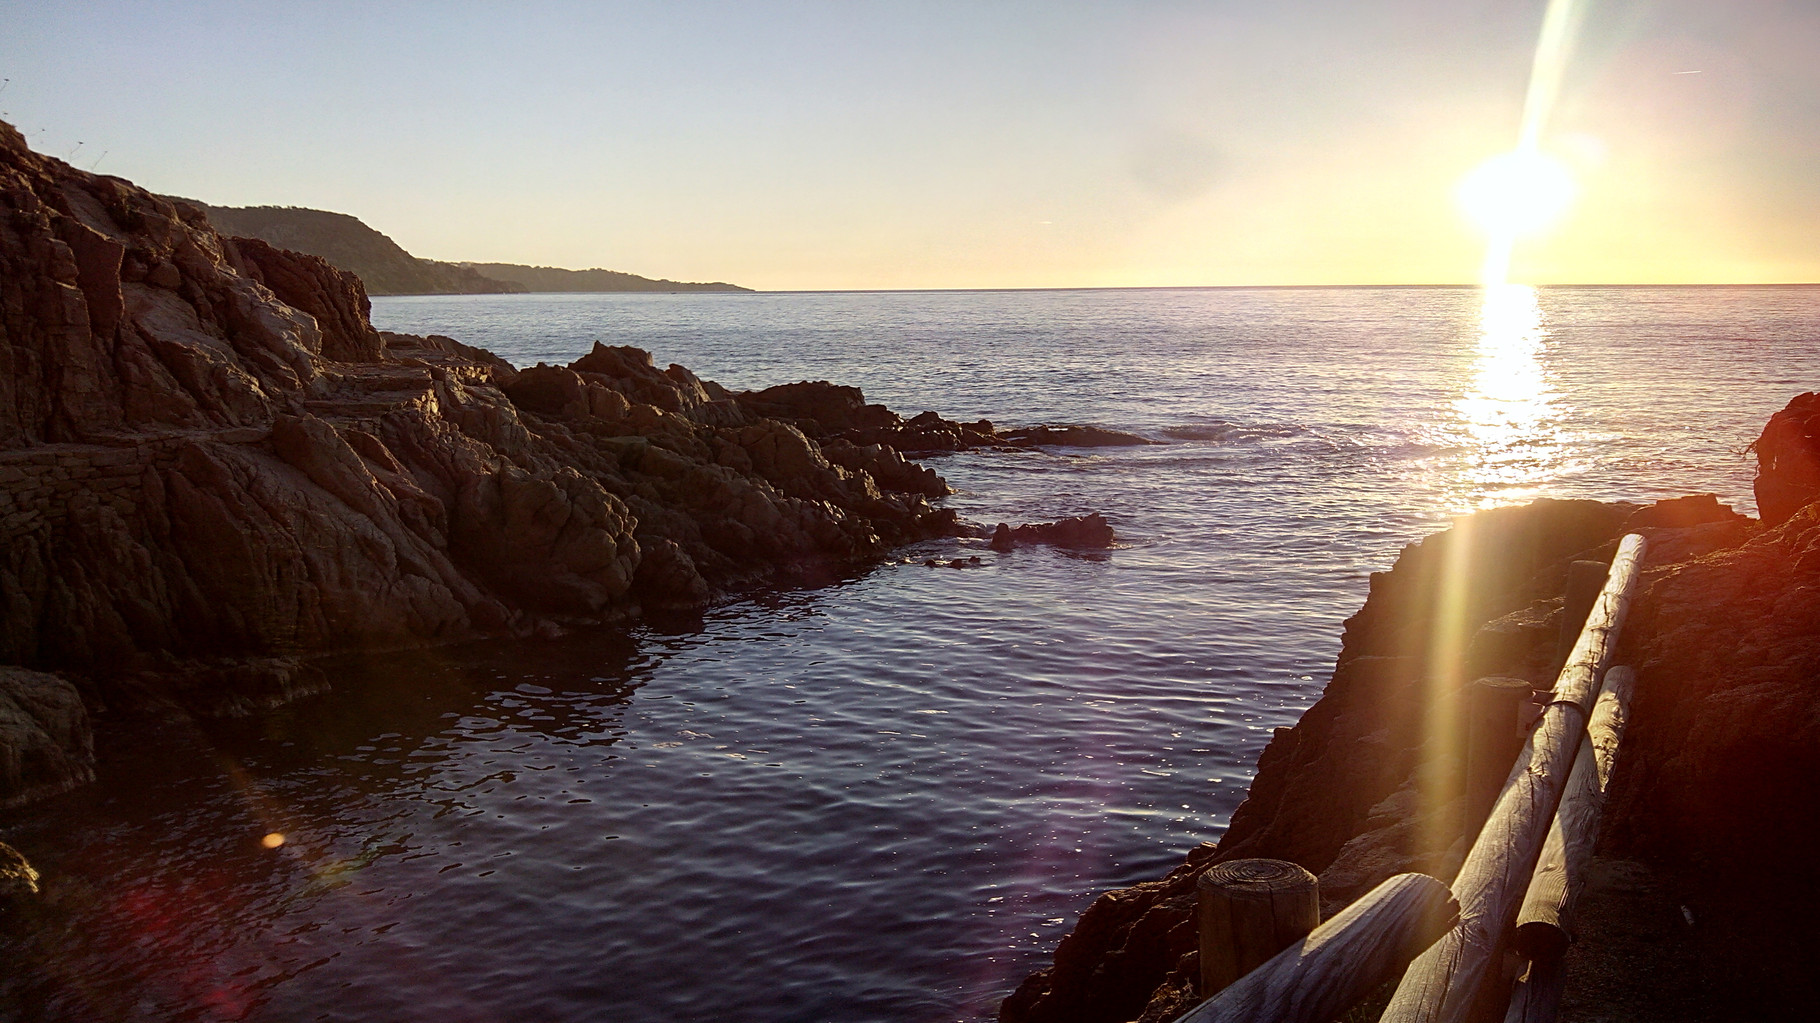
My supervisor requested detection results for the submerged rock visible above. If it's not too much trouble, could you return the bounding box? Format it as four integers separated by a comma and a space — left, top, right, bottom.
988, 513, 1117, 551
1001, 425, 1155, 448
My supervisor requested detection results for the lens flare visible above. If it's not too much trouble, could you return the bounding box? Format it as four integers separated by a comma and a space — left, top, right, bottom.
1463, 0, 1584, 287
1455, 150, 1577, 241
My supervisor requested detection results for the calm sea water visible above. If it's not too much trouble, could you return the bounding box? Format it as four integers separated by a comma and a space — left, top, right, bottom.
3, 287, 1815, 1022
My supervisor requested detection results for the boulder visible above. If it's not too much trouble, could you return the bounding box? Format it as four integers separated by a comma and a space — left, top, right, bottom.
226, 235, 385, 362
505, 363, 591, 418
632, 537, 714, 609
0, 668, 94, 807
1752, 392, 1820, 526
733, 380, 899, 435
570, 343, 712, 416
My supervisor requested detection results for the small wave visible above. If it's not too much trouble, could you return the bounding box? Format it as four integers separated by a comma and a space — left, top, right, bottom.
1326, 434, 1466, 458
1160, 421, 1308, 443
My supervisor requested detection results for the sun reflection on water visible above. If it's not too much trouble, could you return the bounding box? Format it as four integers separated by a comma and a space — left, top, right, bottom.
1453, 284, 1569, 508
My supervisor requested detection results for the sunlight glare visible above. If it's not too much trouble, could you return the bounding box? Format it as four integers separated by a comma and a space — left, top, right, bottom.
1455, 150, 1577, 241
1453, 284, 1570, 508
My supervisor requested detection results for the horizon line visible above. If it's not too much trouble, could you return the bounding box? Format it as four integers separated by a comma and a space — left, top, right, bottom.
377, 281, 1820, 298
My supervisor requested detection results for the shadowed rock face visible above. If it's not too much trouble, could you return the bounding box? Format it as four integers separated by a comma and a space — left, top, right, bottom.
1752, 391, 1820, 527
1608, 481, 1820, 1010
0, 668, 93, 809
0, 121, 960, 800
999, 495, 1770, 1023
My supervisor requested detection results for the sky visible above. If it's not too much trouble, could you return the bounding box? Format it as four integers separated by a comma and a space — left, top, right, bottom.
1, 0, 1816, 290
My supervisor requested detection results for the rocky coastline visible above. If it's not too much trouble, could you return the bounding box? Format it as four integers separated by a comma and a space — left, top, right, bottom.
0, 121, 1126, 816
1000, 403, 1820, 1021
7, 117, 1816, 1020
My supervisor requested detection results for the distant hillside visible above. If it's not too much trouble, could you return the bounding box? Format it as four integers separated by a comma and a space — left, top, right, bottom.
192, 204, 522, 296
187, 202, 751, 297
462, 263, 750, 293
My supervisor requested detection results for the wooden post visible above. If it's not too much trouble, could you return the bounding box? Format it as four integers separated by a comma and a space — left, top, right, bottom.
1465, 677, 1533, 826
1181, 873, 1459, 1023
1512, 665, 1636, 961
1554, 560, 1607, 668
1198, 858, 1321, 998
1502, 953, 1567, 1023
1381, 534, 1645, 1023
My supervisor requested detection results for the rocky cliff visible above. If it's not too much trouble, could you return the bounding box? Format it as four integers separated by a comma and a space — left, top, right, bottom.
1002, 404, 1820, 1021
0, 121, 961, 805
460, 263, 750, 294
193, 204, 524, 296
193, 205, 753, 296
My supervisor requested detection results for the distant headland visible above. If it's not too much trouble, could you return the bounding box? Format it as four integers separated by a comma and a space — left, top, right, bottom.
185, 202, 752, 297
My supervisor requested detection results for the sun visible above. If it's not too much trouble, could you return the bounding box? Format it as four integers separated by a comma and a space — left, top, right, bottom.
1454, 149, 1577, 240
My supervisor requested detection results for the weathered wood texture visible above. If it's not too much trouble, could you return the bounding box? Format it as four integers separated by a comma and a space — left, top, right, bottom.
1196, 858, 1321, 997
1554, 559, 1608, 667
1180, 873, 1459, 1023
1513, 665, 1635, 961
1381, 534, 1646, 1023
1502, 952, 1568, 1023
1466, 676, 1534, 825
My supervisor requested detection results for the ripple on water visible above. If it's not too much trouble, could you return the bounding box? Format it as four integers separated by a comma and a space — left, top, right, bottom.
4, 286, 1817, 1022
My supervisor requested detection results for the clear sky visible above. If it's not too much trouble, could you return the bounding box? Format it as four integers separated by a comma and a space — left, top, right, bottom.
2, 0, 1815, 289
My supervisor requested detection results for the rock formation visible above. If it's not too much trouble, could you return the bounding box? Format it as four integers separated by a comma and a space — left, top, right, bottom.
0, 121, 959, 802
731, 380, 1151, 456
0, 669, 92, 809
193, 205, 754, 296
1750, 390, 1820, 526
1001, 425, 1155, 448
0, 839, 40, 907
192, 204, 524, 296
989, 514, 1117, 551
998, 483, 1816, 1023
459, 262, 750, 294
1600, 393, 1820, 1009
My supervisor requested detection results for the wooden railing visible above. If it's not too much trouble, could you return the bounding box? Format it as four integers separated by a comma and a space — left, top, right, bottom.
1503, 664, 1634, 1023
1181, 872, 1458, 1023
1185, 533, 1647, 1023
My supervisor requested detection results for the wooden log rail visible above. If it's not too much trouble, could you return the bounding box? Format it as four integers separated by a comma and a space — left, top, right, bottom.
1181, 873, 1459, 1023
1379, 533, 1646, 1023
1180, 536, 1644, 1023
1514, 664, 1636, 956
1503, 664, 1636, 1023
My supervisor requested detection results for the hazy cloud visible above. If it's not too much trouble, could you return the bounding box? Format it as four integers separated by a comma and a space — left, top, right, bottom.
1128, 134, 1227, 202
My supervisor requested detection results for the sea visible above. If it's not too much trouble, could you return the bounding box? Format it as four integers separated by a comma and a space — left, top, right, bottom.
2, 286, 1815, 1023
